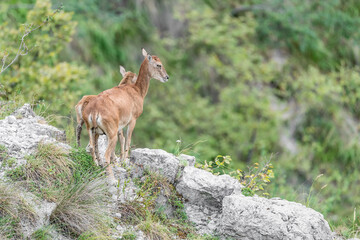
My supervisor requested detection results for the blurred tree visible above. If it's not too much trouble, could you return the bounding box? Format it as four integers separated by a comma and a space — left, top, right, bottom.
0, 0, 89, 115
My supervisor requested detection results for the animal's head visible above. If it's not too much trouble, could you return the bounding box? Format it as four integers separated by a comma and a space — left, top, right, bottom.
119, 65, 137, 85
142, 48, 169, 83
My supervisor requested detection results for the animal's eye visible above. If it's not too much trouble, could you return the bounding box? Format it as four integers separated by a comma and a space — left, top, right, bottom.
157, 64, 161, 68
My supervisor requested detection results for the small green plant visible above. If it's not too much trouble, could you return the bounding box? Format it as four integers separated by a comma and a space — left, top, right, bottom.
197, 154, 275, 197
0, 215, 19, 239
31, 226, 53, 240
306, 174, 327, 208
121, 230, 137, 240
3, 157, 16, 168
233, 157, 275, 197
0, 145, 8, 163
69, 148, 103, 182
173, 139, 205, 157
6, 165, 26, 181
187, 233, 221, 240
241, 187, 255, 197
196, 155, 232, 175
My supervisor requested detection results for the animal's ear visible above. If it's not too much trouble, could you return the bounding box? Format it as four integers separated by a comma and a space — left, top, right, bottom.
142, 48, 148, 57
142, 48, 152, 62
119, 65, 126, 77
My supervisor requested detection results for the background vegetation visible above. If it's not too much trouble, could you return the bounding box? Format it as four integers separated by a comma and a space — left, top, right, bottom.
0, 0, 359, 237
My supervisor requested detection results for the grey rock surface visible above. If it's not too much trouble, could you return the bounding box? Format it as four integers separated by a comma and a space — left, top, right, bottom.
0, 104, 69, 175
130, 148, 180, 183
19, 191, 57, 238
219, 194, 333, 240
183, 203, 220, 235
176, 166, 243, 209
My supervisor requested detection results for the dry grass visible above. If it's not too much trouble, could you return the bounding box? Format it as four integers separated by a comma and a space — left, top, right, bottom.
0, 181, 35, 238
25, 143, 73, 187
117, 170, 199, 240
137, 213, 173, 240
50, 172, 111, 236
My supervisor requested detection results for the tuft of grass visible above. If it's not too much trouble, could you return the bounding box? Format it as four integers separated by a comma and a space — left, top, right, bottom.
305, 174, 327, 208
69, 147, 103, 181
31, 225, 54, 240
187, 234, 221, 240
137, 212, 172, 240
117, 170, 206, 239
121, 230, 137, 240
0, 181, 35, 239
332, 207, 360, 239
4, 143, 110, 238
77, 231, 113, 240
25, 143, 73, 188
50, 172, 111, 237
5, 165, 26, 181
0, 145, 8, 163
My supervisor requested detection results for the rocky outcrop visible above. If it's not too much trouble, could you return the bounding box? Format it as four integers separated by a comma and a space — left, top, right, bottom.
220, 195, 333, 240
19, 192, 57, 238
176, 166, 243, 209
129, 149, 334, 239
0, 104, 337, 240
175, 166, 243, 234
130, 148, 180, 183
0, 104, 69, 174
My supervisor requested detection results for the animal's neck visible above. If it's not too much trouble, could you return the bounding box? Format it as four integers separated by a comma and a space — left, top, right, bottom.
135, 59, 151, 98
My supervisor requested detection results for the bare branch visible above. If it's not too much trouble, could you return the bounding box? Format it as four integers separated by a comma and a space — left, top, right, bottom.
1, 52, 9, 72
0, 4, 63, 75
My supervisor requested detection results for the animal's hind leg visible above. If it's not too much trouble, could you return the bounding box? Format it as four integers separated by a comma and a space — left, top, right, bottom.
118, 129, 125, 161
88, 127, 99, 166
104, 130, 118, 184
76, 120, 83, 147
94, 133, 101, 166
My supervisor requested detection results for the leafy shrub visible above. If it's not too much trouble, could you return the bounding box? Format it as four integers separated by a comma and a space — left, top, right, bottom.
197, 154, 274, 197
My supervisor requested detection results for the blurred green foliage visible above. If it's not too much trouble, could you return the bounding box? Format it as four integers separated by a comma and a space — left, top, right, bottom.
0, 0, 360, 236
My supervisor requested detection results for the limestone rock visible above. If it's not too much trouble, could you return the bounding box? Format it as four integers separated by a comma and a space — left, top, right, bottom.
0, 104, 70, 179
19, 191, 57, 238
130, 148, 180, 183
219, 194, 333, 240
176, 166, 243, 209
183, 203, 220, 235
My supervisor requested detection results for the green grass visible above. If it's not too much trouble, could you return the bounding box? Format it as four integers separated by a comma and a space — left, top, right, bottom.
31, 226, 54, 240
117, 170, 219, 240
0, 145, 8, 163
120, 230, 137, 240
0, 181, 35, 239
3, 143, 111, 238
0, 93, 49, 120
50, 172, 110, 237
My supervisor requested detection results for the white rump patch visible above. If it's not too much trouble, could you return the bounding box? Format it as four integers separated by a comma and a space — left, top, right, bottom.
96, 114, 102, 126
